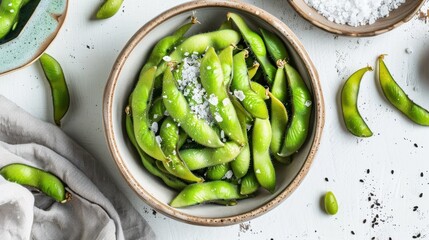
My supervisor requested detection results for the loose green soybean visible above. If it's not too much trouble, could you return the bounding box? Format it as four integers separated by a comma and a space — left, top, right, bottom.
170, 181, 243, 208
0, 0, 25, 40
279, 64, 312, 157
378, 55, 429, 126
341, 66, 373, 137
96, 0, 124, 19
39, 53, 70, 127
0, 163, 71, 203
324, 191, 338, 215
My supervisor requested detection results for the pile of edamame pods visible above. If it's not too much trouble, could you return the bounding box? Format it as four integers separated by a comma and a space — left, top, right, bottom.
125, 13, 313, 208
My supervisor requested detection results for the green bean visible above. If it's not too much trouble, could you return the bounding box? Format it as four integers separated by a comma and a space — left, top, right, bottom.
253, 118, 276, 193
324, 191, 338, 215
279, 64, 312, 157
131, 66, 167, 161
160, 117, 203, 183
230, 107, 250, 179
148, 97, 166, 122
378, 55, 429, 126
228, 12, 277, 85
240, 171, 260, 195
125, 114, 187, 190
206, 163, 230, 181
268, 91, 289, 155
39, 53, 70, 127
0, 0, 25, 40
0, 163, 71, 203
218, 45, 234, 86
231, 50, 269, 119
250, 81, 268, 100
156, 29, 241, 76
341, 66, 373, 137
180, 142, 242, 170
96, 0, 124, 19
162, 69, 224, 148
248, 62, 260, 80
170, 181, 242, 208
200, 47, 245, 145
260, 28, 289, 62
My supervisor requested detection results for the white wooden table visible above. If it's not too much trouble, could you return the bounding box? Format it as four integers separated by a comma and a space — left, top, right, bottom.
1, 0, 429, 239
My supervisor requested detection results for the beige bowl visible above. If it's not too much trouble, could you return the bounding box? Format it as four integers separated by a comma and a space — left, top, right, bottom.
289, 0, 426, 37
103, 0, 325, 226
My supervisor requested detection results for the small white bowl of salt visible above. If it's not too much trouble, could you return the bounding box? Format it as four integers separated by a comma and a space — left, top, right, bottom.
289, 0, 426, 36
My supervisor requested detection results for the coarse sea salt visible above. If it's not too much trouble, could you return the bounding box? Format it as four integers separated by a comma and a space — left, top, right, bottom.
304, 0, 406, 27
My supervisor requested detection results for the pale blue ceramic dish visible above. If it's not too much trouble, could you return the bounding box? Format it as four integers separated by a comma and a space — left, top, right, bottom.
0, 0, 68, 76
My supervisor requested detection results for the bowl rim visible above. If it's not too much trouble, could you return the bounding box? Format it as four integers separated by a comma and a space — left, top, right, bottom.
288, 0, 426, 37
0, 0, 69, 77
103, 0, 325, 226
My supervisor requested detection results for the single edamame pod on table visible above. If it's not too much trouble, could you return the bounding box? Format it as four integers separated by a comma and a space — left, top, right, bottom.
131, 66, 168, 161
162, 69, 224, 148
39, 53, 70, 127
228, 12, 277, 85
159, 117, 203, 183
253, 118, 276, 193
96, 0, 124, 19
378, 55, 429, 126
0, 0, 25, 40
170, 181, 243, 208
200, 47, 245, 146
0, 163, 71, 203
341, 66, 374, 137
125, 114, 187, 190
279, 64, 312, 157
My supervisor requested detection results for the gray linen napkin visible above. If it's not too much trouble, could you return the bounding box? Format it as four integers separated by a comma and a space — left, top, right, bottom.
0, 95, 155, 240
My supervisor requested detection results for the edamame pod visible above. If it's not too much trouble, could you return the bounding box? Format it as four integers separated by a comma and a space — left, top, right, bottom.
96, 0, 124, 19
0, 163, 71, 203
160, 117, 203, 183
250, 81, 268, 100
378, 55, 429, 126
240, 171, 260, 195
149, 97, 166, 122
231, 50, 269, 119
162, 69, 224, 148
170, 181, 243, 208
125, 114, 187, 190
218, 45, 234, 86
228, 12, 277, 85
248, 62, 260, 80
260, 28, 289, 62
279, 64, 312, 157
200, 47, 245, 145
206, 163, 230, 181
180, 142, 242, 170
268, 91, 289, 155
253, 118, 276, 193
230, 109, 250, 179
341, 66, 373, 137
131, 66, 167, 161
218, 19, 232, 30
39, 53, 70, 127
0, 0, 25, 40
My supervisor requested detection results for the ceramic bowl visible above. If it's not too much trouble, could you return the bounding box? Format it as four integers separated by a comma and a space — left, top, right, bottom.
103, 0, 325, 226
289, 0, 426, 37
0, 0, 68, 76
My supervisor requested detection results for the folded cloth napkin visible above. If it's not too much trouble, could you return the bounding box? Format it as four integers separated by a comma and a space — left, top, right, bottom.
0, 95, 155, 240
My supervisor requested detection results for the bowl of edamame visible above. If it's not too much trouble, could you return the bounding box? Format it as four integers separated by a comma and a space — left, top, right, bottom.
103, 0, 325, 226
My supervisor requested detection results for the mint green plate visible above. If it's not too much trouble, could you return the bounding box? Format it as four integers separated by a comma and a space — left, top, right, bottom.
0, 0, 68, 76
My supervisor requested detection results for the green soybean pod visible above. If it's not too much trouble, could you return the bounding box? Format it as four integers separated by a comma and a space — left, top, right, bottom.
248, 62, 260, 80
228, 12, 277, 85
253, 118, 276, 193
0, 0, 24, 40
250, 81, 268, 100
218, 19, 232, 30
125, 114, 187, 190
260, 28, 289, 62
206, 163, 230, 181
268, 91, 288, 155
218, 45, 234, 86
378, 55, 429, 126
200, 47, 245, 146
0, 163, 71, 203
240, 171, 260, 195
230, 107, 250, 179
39, 53, 70, 127
96, 0, 124, 19
324, 191, 339, 215
341, 66, 373, 137
170, 181, 242, 208
148, 97, 166, 123
162, 69, 224, 148
131, 66, 167, 161
179, 142, 242, 170
279, 64, 312, 157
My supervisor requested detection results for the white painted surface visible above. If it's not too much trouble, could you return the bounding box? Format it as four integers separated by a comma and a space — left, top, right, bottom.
1, 0, 429, 239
